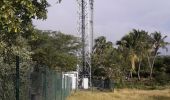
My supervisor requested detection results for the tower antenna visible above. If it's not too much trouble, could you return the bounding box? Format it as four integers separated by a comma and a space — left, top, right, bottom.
58, 0, 94, 89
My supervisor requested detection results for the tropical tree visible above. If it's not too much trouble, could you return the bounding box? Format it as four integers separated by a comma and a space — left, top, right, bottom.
0, 1, 50, 99
117, 30, 169, 80
92, 36, 116, 78
135, 30, 149, 80
29, 30, 81, 71
0, 0, 49, 61
116, 29, 141, 79
147, 32, 169, 79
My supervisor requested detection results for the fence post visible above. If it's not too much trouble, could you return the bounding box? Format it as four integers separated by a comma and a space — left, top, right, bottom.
45, 66, 47, 100
55, 73, 57, 100
61, 73, 63, 100
63, 75, 65, 100
16, 56, 20, 100
42, 66, 47, 100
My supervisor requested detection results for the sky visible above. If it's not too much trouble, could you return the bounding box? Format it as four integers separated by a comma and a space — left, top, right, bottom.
33, 0, 170, 55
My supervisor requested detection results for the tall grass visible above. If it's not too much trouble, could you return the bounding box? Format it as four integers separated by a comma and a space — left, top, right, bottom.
67, 89, 170, 100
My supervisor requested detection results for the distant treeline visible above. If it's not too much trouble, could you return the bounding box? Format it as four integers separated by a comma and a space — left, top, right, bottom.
91, 29, 170, 89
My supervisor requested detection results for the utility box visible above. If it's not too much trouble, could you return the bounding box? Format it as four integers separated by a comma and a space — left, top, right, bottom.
63, 71, 78, 90
82, 78, 89, 89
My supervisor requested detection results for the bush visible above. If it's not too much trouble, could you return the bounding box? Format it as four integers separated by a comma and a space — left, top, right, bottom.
155, 72, 170, 85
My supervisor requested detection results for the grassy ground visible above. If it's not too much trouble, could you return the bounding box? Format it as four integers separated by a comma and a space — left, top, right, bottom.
67, 89, 170, 100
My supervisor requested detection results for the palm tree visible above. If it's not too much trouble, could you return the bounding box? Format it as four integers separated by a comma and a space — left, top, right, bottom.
93, 36, 107, 53
116, 29, 141, 79
117, 29, 154, 80
92, 36, 115, 78
135, 30, 149, 80
148, 32, 169, 79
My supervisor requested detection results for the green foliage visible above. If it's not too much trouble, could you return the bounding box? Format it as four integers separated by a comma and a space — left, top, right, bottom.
0, 0, 170, 94
154, 56, 170, 85
0, 0, 49, 33
0, 0, 50, 62
92, 29, 170, 89
117, 29, 149, 74
29, 30, 81, 71
0, 1, 50, 99
92, 36, 113, 74
92, 36, 123, 83
0, 58, 32, 100
0, 1, 81, 99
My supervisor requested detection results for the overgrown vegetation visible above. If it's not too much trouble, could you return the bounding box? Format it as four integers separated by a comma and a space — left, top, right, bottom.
0, 1, 80, 99
92, 29, 170, 89
0, 0, 170, 99
67, 89, 170, 100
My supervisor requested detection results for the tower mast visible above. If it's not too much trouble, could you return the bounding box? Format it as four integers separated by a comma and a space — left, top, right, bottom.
77, 0, 94, 88
81, 0, 86, 78
88, 0, 94, 87
59, 0, 94, 88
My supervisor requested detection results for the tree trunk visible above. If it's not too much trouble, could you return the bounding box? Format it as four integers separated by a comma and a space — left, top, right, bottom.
147, 55, 152, 79
150, 55, 156, 80
138, 59, 142, 81
147, 53, 157, 80
150, 68, 153, 80
130, 70, 133, 79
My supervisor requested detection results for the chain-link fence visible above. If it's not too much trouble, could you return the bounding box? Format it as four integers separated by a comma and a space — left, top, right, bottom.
92, 77, 114, 91
0, 64, 72, 100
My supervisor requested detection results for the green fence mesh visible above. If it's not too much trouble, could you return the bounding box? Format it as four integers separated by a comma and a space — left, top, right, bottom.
30, 67, 72, 100
0, 65, 72, 100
